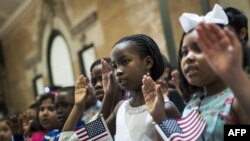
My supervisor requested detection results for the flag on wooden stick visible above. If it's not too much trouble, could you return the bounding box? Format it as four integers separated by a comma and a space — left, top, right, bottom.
154, 110, 206, 141
75, 115, 113, 141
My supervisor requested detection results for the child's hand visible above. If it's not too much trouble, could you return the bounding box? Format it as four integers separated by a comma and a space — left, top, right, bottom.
142, 75, 166, 123
196, 23, 243, 78
22, 113, 32, 137
75, 75, 89, 107
8, 114, 23, 135
101, 59, 116, 95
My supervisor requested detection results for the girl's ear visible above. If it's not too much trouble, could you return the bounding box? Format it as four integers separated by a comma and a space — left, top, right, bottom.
240, 27, 247, 41
144, 56, 153, 69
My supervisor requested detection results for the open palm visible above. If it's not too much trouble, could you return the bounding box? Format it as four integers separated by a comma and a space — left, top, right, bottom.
196, 23, 242, 79
74, 75, 88, 107
101, 59, 117, 95
142, 75, 166, 122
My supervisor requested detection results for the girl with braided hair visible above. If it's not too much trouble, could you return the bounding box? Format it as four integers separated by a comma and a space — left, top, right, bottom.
100, 34, 180, 141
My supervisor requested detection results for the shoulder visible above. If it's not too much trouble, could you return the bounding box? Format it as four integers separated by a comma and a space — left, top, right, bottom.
114, 100, 127, 115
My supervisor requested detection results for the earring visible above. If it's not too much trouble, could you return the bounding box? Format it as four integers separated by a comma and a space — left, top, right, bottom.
146, 70, 150, 76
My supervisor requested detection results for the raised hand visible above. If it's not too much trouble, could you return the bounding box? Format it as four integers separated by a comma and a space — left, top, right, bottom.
101, 59, 115, 95
22, 113, 32, 137
142, 75, 166, 123
8, 114, 23, 135
168, 69, 183, 95
62, 75, 89, 132
196, 23, 243, 78
74, 75, 89, 107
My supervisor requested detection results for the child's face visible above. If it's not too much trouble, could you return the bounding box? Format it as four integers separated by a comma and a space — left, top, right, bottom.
180, 32, 217, 87
0, 120, 12, 141
111, 41, 146, 91
91, 64, 104, 101
55, 92, 74, 128
39, 98, 59, 131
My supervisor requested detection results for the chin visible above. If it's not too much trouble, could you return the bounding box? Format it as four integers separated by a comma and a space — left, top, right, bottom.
187, 79, 203, 87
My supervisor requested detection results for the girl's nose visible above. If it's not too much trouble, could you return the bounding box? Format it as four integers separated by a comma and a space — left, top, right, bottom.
42, 109, 49, 116
115, 67, 123, 77
186, 52, 195, 63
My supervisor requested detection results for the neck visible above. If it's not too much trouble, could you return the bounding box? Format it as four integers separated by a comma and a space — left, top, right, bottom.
129, 91, 145, 107
203, 78, 227, 96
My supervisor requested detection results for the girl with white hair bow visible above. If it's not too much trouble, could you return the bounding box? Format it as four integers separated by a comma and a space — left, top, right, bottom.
142, 3, 250, 141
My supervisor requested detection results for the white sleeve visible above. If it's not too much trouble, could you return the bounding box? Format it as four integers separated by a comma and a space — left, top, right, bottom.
59, 131, 80, 141
88, 112, 99, 123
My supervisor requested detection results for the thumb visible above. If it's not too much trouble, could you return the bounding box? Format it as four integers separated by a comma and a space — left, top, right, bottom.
156, 85, 164, 103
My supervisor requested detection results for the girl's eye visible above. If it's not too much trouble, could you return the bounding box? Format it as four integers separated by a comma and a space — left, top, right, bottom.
111, 63, 117, 69
48, 106, 56, 111
39, 107, 44, 112
192, 44, 202, 53
90, 76, 102, 86
90, 78, 97, 86
181, 50, 188, 57
122, 59, 129, 65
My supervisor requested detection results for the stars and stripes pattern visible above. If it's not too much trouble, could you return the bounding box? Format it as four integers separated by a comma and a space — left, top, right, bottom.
155, 110, 206, 141
75, 116, 112, 141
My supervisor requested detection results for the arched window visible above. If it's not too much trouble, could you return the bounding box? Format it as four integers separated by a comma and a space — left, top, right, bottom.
47, 31, 74, 87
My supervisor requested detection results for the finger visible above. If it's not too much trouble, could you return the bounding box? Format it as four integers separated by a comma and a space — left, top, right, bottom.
171, 70, 178, 77
75, 75, 82, 90
101, 59, 111, 74
142, 76, 151, 93
145, 76, 156, 92
156, 85, 164, 103
209, 24, 225, 40
196, 23, 211, 41
224, 27, 242, 50
142, 85, 153, 102
101, 59, 106, 73
142, 85, 147, 98
196, 34, 210, 54
196, 26, 211, 52
108, 71, 115, 85
201, 23, 219, 43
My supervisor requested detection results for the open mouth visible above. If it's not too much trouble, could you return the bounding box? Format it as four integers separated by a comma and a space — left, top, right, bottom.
184, 66, 198, 77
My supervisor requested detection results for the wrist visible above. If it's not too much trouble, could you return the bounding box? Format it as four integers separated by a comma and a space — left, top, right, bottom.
154, 113, 167, 124
222, 67, 245, 84
74, 102, 85, 109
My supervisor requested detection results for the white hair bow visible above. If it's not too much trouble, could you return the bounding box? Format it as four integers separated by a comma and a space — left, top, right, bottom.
179, 4, 228, 33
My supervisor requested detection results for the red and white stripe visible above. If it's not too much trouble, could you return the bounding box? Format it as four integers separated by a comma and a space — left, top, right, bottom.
169, 111, 206, 141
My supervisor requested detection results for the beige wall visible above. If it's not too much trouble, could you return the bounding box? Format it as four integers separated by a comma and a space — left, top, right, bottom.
1, 0, 250, 113
1, 0, 166, 112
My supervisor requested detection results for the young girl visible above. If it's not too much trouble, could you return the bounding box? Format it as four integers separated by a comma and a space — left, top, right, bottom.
9, 94, 59, 141
100, 34, 180, 140
85, 57, 123, 122
60, 35, 179, 140
0, 119, 12, 141
90, 58, 112, 102
38, 94, 60, 141
142, 4, 250, 141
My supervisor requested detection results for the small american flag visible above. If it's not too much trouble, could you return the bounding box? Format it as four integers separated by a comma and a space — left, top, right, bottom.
155, 110, 206, 141
75, 116, 113, 141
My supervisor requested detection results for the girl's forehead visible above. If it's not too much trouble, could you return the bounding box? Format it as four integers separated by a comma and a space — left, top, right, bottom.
92, 63, 102, 71
41, 98, 54, 105
112, 42, 138, 57
182, 33, 197, 47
